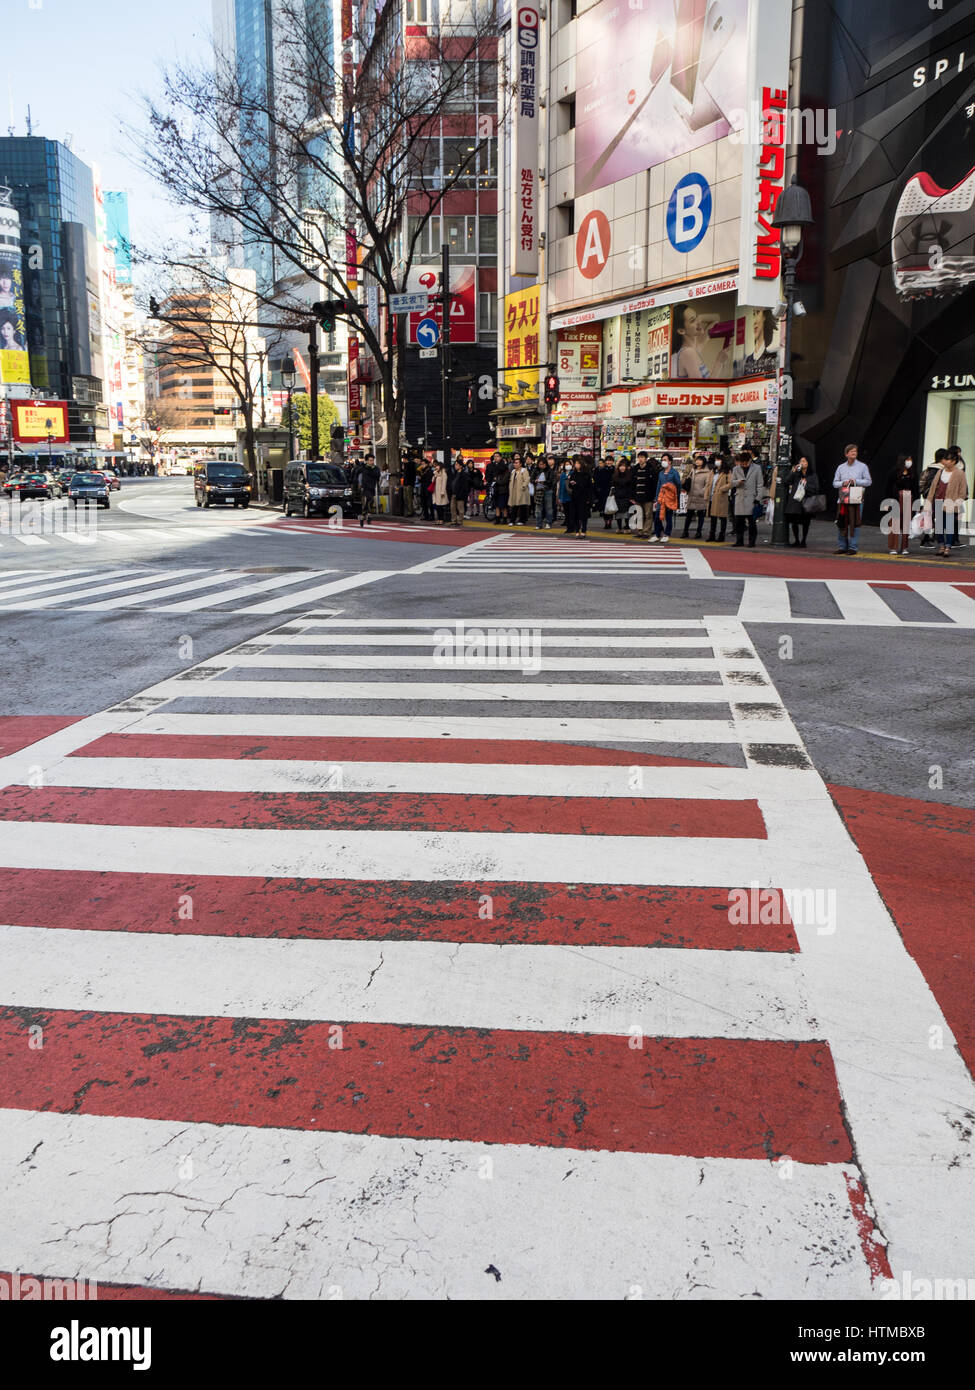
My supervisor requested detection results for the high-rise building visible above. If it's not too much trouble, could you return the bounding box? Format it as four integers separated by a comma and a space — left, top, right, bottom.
0, 136, 109, 443
104, 191, 133, 285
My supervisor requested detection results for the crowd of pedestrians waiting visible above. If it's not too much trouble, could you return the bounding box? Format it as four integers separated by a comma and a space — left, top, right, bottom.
345, 444, 971, 557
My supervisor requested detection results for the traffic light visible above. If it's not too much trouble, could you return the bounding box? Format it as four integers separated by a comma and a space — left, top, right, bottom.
467, 385, 474, 415
544, 371, 561, 408
311, 299, 353, 331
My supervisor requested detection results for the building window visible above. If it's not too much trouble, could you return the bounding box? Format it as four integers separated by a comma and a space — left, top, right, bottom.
479, 292, 498, 335
478, 138, 498, 189
443, 215, 477, 261
442, 138, 479, 187
406, 0, 429, 20
554, 202, 575, 238
478, 216, 497, 257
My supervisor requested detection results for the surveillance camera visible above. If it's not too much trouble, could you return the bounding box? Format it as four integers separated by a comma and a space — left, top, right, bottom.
793, 300, 807, 317
774, 301, 788, 320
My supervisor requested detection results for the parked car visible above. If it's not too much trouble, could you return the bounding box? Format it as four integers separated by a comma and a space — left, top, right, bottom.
3, 471, 62, 500
282, 460, 355, 518
193, 458, 252, 508
100, 468, 122, 491
67, 472, 111, 508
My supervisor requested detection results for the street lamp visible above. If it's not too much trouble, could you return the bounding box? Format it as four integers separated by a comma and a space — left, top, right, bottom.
770, 175, 814, 545
281, 361, 296, 460
45, 418, 54, 468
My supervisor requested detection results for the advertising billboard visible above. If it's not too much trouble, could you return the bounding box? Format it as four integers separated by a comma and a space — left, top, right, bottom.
0, 231, 30, 387
510, 4, 540, 276
12, 400, 69, 443
574, 0, 748, 197
670, 292, 738, 379
604, 306, 671, 387
503, 284, 541, 402
406, 265, 476, 344
557, 326, 602, 399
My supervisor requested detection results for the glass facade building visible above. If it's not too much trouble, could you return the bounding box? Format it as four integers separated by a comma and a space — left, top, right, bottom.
0, 137, 104, 436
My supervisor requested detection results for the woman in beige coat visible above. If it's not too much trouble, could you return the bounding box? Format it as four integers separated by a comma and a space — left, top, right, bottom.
432, 462, 449, 523
925, 460, 969, 556
507, 454, 532, 524
681, 454, 712, 539
707, 461, 733, 542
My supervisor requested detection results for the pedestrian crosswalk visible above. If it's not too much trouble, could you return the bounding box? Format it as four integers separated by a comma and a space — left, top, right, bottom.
1, 615, 971, 1298
421, 531, 712, 575
0, 565, 359, 614
737, 577, 975, 627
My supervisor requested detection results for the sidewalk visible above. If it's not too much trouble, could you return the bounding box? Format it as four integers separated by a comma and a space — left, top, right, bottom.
361, 509, 975, 571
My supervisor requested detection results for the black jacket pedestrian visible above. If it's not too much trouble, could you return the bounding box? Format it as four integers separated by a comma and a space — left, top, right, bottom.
450, 467, 472, 501
784, 465, 820, 516
593, 463, 613, 507
566, 468, 593, 507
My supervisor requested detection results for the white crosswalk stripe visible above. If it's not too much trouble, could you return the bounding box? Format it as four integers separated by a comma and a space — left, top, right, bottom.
0, 614, 971, 1299
737, 577, 975, 626
0, 566, 342, 613
418, 531, 702, 574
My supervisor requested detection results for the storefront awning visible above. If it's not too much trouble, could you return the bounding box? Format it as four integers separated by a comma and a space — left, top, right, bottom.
549, 274, 741, 332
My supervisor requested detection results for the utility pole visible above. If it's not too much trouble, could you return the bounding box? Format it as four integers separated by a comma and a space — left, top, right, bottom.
439, 242, 451, 466
308, 322, 320, 459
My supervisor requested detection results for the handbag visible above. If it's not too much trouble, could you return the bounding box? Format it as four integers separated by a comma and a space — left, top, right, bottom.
793, 479, 807, 502
912, 510, 933, 535
604, 493, 618, 514
848, 485, 864, 505
803, 493, 827, 514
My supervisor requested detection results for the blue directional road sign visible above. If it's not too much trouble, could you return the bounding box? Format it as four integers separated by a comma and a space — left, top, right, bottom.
416, 317, 441, 348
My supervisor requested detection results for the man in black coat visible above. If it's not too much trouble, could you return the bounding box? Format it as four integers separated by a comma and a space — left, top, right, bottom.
356, 454, 380, 527
632, 450, 659, 537
449, 459, 472, 526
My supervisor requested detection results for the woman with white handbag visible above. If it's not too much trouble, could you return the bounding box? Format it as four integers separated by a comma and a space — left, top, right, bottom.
784, 457, 820, 546
832, 444, 872, 555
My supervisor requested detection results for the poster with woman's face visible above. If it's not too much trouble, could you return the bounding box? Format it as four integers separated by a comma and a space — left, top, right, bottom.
0, 257, 30, 385
735, 307, 780, 377
670, 295, 736, 380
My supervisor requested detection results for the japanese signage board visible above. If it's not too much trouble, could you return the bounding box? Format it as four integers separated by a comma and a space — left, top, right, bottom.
737, 0, 792, 307
406, 265, 476, 344
503, 284, 541, 402
12, 399, 69, 442
556, 325, 601, 399
511, 5, 540, 277
603, 307, 671, 387
549, 274, 740, 331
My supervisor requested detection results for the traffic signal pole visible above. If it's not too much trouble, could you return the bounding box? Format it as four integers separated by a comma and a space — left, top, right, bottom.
439, 243, 451, 467
308, 323, 320, 459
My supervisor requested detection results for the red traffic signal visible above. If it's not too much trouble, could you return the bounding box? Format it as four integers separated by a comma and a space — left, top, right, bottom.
543, 372, 560, 408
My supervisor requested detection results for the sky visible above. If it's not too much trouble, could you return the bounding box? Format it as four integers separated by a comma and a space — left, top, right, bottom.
5, 0, 216, 259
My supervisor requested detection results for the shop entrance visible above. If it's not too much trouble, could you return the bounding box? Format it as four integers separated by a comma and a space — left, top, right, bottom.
921, 389, 975, 534
922, 389, 975, 486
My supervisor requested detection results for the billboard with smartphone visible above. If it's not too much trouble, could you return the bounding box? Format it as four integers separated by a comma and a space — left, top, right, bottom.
574, 0, 748, 197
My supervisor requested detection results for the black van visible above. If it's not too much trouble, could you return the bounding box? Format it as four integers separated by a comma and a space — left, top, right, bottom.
283, 460, 355, 518
194, 458, 252, 508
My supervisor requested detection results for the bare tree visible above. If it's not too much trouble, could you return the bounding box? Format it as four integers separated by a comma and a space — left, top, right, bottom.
139, 255, 289, 482
133, 0, 503, 466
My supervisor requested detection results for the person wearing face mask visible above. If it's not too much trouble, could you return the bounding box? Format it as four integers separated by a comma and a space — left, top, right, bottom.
885, 453, 919, 555
924, 451, 969, 557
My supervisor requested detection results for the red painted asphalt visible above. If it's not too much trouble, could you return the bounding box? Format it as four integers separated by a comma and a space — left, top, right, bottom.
829, 786, 975, 1079
264, 518, 485, 547
73, 733, 719, 766
702, 547, 972, 582
0, 871, 797, 949
0, 1006, 849, 1162
0, 716, 81, 757
0, 784, 765, 838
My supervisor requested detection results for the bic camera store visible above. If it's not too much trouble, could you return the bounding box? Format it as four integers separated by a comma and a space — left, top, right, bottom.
501, 278, 781, 460
499, 0, 792, 461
